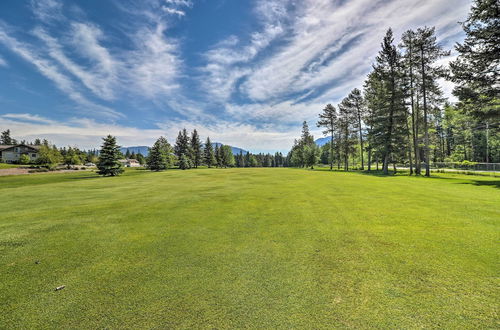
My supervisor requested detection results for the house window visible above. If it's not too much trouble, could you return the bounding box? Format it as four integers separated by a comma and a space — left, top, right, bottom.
32, 154, 37, 157
15, 147, 19, 152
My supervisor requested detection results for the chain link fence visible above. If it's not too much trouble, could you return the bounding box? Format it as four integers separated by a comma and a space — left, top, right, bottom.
432, 162, 500, 172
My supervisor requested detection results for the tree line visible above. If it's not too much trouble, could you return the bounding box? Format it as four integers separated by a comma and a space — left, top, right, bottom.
145, 129, 287, 172
290, 0, 499, 175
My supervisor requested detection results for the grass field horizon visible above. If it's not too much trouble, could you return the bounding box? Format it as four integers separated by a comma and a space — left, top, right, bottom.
1, 168, 498, 328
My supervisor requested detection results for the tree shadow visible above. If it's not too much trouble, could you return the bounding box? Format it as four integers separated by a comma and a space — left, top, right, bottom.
458, 180, 500, 189
68, 175, 101, 180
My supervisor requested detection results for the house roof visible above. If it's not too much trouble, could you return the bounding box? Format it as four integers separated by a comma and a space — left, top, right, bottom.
0, 144, 41, 152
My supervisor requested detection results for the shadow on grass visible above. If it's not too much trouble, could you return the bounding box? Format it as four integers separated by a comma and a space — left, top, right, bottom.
69, 175, 101, 180
458, 180, 500, 189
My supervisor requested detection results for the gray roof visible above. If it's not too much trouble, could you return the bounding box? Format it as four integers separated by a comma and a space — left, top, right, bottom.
0, 144, 41, 151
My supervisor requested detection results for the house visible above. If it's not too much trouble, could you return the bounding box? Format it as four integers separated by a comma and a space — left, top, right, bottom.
0, 144, 40, 163
119, 158, 141, 167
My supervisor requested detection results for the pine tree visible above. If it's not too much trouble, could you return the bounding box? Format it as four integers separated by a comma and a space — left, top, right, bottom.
401, 29, 421, 174
174, 129, 191, 160
146, 137, 171, 171
289, 121, 318, 168
450, 0, 499, 120
341, 89, 366, 169
338, 99, 356, 171
190, 129, 202, 168
415, 26, 449, 176
179, 154, 192, 170
1, 129, 13, 145
366, 29, 407, 174
204, 137, 216, 167
97, 135, 124, 176
220, 145, 235, 167
136, 153, 146, 165
317, 104, 338, 170
214, 143, 221, 167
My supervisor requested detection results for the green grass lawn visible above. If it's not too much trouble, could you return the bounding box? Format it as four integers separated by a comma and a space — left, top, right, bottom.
1, 168, 498, 328
0, 163, 22, 169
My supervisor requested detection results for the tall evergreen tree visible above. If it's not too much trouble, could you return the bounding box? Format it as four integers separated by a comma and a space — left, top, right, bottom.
146, 136, 172, 171
289, 121, 318, 168
97, 135, 124, 176
174, 129, 191, 160
367, 28, 407, 174
214, 143, 221, 167
415, 26, 449, 176
317, 104, 338, 170
450, 0, 499, 120
401, 29, 421, 174
190, 129, 202, 168
338, 100, 356, 171
220, 145, 235, 168
204, 137, 216, 167
341, 89, 366, 169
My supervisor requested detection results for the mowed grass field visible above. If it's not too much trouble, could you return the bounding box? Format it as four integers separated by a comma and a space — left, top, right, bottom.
1, 168, 498, 328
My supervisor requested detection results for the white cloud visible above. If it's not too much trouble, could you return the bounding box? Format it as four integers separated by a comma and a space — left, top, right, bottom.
199, 0, 288, 102
0, 24, 121, 119
1, 113, 300, 152
0, 54, 7, 67
164, 0, 192, 7
240, 0, 470, 103
2, 113, 56, 124
33, 26, 117, 100
30, 0, 63, 23
162, 7, 186, 17
127, 22, 181, 97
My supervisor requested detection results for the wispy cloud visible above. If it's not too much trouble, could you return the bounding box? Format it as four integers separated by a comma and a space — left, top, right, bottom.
0, 0, 471, 151
0, 0, 187, 120
0, 22, 121, 119
33, 25, 117, 100
162, 0, 192, 17
127, 22, 181, 97
0, 53, 7, 67
30, 0, 63, 23
2, 113, 57, 124
199, 0, 289, 102
199, 0, 470, 127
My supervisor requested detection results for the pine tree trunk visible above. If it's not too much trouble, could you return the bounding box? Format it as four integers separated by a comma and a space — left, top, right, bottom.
405, 116, 413, 175
383, 63, 396, 175
486, 121, 489, 163
368, 148, 372, 171
408, 36, 420, 175
421, 46, 430, 177
357, 105, 364, 170
330, 128, 334, 170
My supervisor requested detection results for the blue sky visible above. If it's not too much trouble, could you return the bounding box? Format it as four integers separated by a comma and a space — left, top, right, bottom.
0, 0, 472, 152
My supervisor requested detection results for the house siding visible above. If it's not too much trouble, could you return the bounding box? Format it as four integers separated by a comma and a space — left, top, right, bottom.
0, 145, 39, 163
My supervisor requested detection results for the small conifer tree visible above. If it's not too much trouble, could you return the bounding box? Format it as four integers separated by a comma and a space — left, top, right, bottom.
97, 135, 124, 176
146, 137, 169, 171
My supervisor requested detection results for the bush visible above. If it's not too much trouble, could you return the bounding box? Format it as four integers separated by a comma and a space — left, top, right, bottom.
19, 154, 30, 165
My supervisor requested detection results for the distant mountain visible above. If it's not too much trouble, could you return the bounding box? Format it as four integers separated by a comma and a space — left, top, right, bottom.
212, 143, 248, 155
120, 146, 149, 156
315, 137, 331, 146
120, 143, 248, 157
